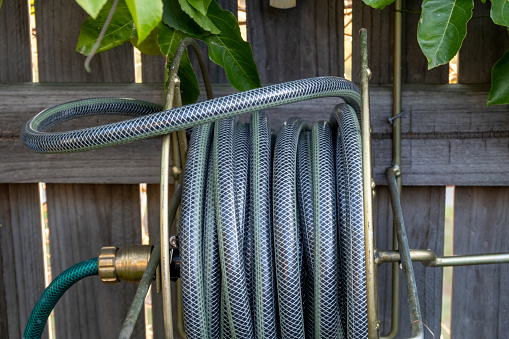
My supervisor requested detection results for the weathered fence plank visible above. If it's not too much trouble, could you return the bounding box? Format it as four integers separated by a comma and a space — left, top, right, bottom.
45, 184, 145, 338
458, 1, 509, 84
246, 0, 344, 83
0, 184, 48, 339
0, 0, 32, 82
352, 1, 448, 84
141, 54, 166, 84
452, 187, 509, 338
2, 83, 508, 186
375, 186, 444, 338
0, 4, 44, 338
34, 0, 134, 82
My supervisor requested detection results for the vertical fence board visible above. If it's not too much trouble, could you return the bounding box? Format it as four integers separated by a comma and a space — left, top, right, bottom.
375, 186, 444, 338
352, 1, 393, 84
452, 187, 509, 338
0, 184, 48, 339
35, 0, 134, 82
45, 184, 145, 338
352, 1, 448, 84
458, 2, 509, 84
141, 55, 166, 84
246, 0, 343, 83
147, 184, 182, 339
0, 2, 42, 338
402, 1, 449, 84
0, 0, 32, 82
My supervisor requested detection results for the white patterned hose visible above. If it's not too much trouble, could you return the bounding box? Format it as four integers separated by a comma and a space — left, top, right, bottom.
22, 76, 368, 339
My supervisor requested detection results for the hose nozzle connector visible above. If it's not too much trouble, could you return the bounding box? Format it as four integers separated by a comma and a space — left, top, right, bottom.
98, 245, 153, 284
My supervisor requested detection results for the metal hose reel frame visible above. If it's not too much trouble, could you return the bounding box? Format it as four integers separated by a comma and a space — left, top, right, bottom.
20, 31, 379, 339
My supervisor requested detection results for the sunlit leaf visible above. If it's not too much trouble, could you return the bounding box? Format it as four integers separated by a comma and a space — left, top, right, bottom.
125, 0, 163, 43
130, 28, 161, 55
204, 1, 260, 91
417, 0, 473, 69
187, 0, 212, 15
178, 0, 220, 34
76, 0, 108, 18
76, 0, 135, 55
162, 0, 209, 38
488, 48, 509, 106
491, 0, 509, 27
158, 22, 199, 104
362, 0, 394, 10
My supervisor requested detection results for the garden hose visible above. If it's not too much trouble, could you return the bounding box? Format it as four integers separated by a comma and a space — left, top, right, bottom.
23, 257, 98, 339
22, 76, 368, 338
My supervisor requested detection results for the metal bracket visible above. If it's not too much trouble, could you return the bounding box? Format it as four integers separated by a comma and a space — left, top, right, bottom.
387, 110, 409, 124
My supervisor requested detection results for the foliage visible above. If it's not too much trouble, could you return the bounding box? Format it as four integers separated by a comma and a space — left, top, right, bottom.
74, 0, 260, 105
363, 0, 509, 106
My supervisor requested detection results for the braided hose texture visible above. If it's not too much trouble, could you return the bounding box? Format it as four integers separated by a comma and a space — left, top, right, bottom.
21, 77, 359, 154
24, 258, 98, 339
21, 77, 367, 339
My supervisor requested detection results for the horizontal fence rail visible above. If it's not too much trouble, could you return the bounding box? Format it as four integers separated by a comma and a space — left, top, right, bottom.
2, 0, 509, 338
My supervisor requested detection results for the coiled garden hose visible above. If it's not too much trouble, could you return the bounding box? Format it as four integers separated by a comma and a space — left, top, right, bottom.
22, 76, 368, 338
23, 257, 98, 339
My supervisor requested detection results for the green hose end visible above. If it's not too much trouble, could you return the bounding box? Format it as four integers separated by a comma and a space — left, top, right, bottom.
23, 257, 99, 339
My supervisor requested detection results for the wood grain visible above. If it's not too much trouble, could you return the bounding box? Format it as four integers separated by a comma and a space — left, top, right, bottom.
34, 0, 134, 82
352, 1, 448, 84
452, 187, 509, 338
0, 184, 48, 339
46, 184, 145, 338
141, 54, 166, 84
2, 83, 508, 185
0, 0, 32, 82
246, 0, 343, 83
375, 186, 444, 338
458, 1, 509, 84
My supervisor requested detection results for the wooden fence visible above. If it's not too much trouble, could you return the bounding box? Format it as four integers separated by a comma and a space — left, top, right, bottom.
1, 0, 509, 338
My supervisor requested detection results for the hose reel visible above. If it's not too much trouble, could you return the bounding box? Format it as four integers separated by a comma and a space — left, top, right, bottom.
22, 33, 377, 339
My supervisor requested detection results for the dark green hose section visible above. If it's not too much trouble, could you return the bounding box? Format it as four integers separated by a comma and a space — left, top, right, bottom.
23, 257, 99, 339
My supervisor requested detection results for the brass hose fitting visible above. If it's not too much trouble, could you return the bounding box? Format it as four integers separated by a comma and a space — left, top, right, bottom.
98, 245, 154, 284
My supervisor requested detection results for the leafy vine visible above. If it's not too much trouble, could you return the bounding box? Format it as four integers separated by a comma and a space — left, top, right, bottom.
365, 0, 509, 105
75, 0, 260, 105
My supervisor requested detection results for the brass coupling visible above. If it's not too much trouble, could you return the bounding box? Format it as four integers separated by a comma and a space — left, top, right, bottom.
98, 245, 153, 284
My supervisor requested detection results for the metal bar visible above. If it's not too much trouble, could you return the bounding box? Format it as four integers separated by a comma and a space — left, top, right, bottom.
382, 1, 403, 338
427, 252, 509, 267
119, 176, 183, 339
386, 167, 424, 339
376, 249, 436, 266
160, 77, 180, 339
360, 28, 380, 339
160, 38, 214, 339
376, 249, 509, 267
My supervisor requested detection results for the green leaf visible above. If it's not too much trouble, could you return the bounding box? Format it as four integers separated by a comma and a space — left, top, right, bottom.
76, 0, 135, 55
162, 0, 210, 38
491, 0, 509, 27
125, 0, 163, 43
130, 28, 161, 55
488, 48, 509, 105
178, 0, 220, 34
417, 0, 473, 69
158, 23, 200, 105
362, 0, 395, 10
203, 1, 260, 91
188, 0, 212, 15
76, 0, 108, 18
